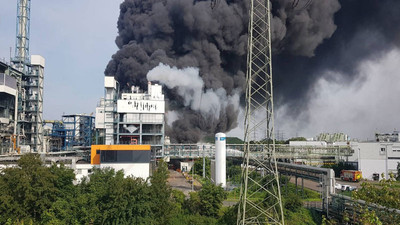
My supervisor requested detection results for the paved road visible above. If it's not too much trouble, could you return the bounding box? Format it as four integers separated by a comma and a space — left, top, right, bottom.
167, 170, 194, 196
289, 176, 322, 192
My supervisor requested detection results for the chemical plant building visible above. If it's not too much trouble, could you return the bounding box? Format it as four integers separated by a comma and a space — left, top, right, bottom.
0, 0, 154, 182
0, 62, 17, 154
0, 55, 45, 154
91, 144, 151, 179
347, 131, 400, 180
293, 132, 400, 180
43, 114, 95, 152
95, 77, 165, 158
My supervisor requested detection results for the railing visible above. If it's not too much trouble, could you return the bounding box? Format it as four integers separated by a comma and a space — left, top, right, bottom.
328, 194, 400, 224
304, 201, 323, 211
161, 144, 353, 159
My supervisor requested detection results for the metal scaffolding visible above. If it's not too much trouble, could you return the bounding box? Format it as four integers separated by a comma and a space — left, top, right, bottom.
14, 0, 31, 66
237, 0, 284, 224
10, 0, 45, 153
61, 115, 94, 150
21, 57, 44, 152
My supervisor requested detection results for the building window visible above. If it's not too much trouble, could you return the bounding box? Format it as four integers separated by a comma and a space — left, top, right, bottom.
380, 147, 386, 155
101, 151, 117, 162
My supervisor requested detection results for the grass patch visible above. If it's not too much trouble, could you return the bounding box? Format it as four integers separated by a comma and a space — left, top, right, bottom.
371, 182, 400, 189
226, 188, 266, 201
305, 198, 323, 202
284, 207, 321, 225
336, 190, 352, 197
281, 182, 321, 201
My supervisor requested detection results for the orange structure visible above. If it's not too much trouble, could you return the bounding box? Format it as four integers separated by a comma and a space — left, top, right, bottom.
91, 145, 151, 165
340, 170, 362, 182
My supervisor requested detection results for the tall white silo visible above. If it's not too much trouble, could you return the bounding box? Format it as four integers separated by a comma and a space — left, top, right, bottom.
215, 132, 226, 188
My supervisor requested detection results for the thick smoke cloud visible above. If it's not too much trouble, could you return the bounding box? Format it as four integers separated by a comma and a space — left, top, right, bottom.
276, 48, 400, 140
105, 0, 341, 142
273, 0, 400, 138
271, 0, 340, 56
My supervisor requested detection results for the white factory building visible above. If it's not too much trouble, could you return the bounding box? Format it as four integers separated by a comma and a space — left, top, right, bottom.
347, 131, 400, 180
296, 132, 400, 180
95, 77, 165, 157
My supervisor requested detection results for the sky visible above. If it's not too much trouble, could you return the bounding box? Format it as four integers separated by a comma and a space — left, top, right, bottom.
0, 0, 123, 120
1, 0, 400, 142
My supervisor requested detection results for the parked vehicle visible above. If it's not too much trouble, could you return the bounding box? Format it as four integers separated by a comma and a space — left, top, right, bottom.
340, 170, 362, 182
341, 184, 356, 191
335, 183, 342, 190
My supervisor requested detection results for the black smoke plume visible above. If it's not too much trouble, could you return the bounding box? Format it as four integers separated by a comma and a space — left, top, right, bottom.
273, 0, 400, 120
105, 0, 341, 143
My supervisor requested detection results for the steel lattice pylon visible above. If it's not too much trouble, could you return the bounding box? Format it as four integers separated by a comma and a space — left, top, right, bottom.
237, 0, 284, 224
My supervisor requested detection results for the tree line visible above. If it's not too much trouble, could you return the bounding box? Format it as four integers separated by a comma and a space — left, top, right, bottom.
0, 154, 326, 224
0, 154, 227, 224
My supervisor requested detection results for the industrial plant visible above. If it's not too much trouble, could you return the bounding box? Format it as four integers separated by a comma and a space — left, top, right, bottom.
1, 0, 400, 187
95, 77, 165, 157
0, 0, 44, 154
2, 0, 400, 224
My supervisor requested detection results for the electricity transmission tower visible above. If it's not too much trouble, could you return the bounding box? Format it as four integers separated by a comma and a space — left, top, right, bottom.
237, 0, 284, 224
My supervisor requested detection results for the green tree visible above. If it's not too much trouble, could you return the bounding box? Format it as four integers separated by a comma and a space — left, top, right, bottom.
184, 182, 227, 218
169, 214, 217, 225
150, 160, 174, 225
351, 174, 400, 224
75, 167, 154, 224
283, 193, 303, 212
227, 164, 241, 184
202, 136, 244, 144
185, 191, 202, 215
49, 163, 76, 198
218, 205, 238, 225
192, 157, 211, 178
172, 189, 186, 211
0, 154, 59, 223
226, 137, 244, 144
197, 182, 227, 218
284, 137, 307, 144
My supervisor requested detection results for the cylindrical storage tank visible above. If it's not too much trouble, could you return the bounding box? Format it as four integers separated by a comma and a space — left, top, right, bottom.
215, 133, 226, 188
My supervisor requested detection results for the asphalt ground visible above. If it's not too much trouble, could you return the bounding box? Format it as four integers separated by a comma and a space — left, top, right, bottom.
167, 169, 195, 196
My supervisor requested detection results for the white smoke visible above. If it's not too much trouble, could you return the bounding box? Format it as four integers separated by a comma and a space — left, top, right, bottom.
147, 63, 240, 119
166, 110, 180, 126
